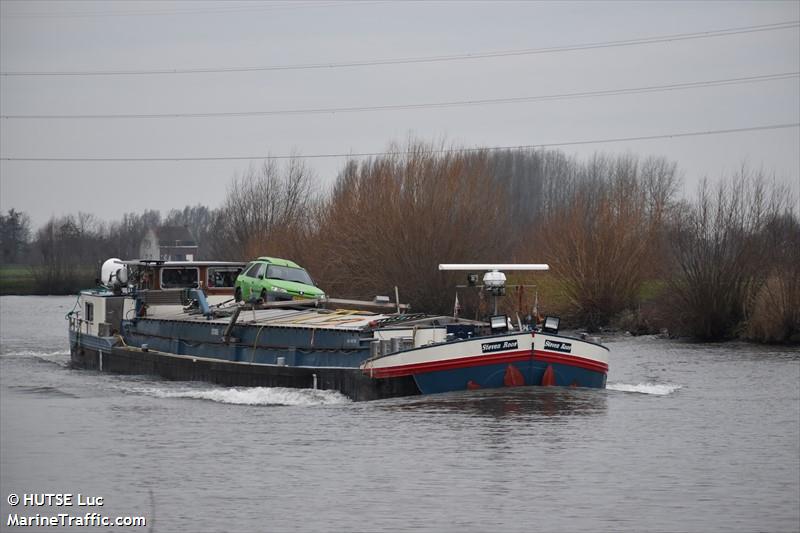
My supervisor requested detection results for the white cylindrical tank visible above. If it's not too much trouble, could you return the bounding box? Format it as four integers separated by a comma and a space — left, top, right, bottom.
100, 258, 128, 289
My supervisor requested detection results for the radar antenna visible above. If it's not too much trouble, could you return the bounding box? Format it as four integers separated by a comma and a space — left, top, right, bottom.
438, 263, 549, 315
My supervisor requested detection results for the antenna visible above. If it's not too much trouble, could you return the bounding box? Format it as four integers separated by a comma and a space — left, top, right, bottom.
438, 264, 550, 315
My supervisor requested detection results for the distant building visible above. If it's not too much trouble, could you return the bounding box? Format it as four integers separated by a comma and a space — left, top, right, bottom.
139, 226, 198, 261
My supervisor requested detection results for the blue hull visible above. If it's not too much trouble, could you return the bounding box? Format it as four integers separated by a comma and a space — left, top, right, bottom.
122, 318, 368, 367
70, 331, 420, 401
412, 359, 606, 394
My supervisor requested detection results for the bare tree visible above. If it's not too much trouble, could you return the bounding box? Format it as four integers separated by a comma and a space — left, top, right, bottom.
668, 168, 787, 340
743, 209, 800, 342
541, 154, 679, 329
309, 140, 512, 313
0, 209, 31, 264
207, 157, 317, 260
32, 213, 103, 293
104, 210, 162, 259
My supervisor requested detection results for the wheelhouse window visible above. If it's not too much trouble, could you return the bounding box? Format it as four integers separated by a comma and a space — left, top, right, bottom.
160, 267, 199, 289
85, 302, 94, 322
207, 267, 242, 288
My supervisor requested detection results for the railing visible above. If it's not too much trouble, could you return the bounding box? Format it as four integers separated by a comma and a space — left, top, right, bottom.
67, 315, 91, 335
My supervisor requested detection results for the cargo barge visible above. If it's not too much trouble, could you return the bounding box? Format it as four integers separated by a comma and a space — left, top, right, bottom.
68, 259, 608, 401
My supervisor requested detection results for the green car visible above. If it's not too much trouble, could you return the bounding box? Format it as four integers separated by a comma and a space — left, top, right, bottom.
234, 257, 325, 302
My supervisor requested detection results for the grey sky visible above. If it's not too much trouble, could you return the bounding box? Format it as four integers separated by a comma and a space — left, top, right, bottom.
1, 0, 798, 229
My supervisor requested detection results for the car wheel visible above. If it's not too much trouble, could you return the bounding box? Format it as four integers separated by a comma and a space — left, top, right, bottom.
260, 289, 267, 303
234, 287, 242, 302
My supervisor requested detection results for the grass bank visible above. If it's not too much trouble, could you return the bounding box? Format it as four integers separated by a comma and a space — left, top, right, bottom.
0, 265, 36, 295
0, 265, 96, 295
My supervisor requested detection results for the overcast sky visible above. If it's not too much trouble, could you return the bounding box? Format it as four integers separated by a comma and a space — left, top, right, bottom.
1, 0, 798, 229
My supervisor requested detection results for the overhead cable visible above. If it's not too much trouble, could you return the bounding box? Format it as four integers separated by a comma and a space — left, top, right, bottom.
1, 20, 797, 77
3, 72, 797, 120
2, 123, 797, 162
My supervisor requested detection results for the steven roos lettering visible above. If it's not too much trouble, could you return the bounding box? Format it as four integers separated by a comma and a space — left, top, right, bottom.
544, 339, 572, 353
481, 340, 518, 353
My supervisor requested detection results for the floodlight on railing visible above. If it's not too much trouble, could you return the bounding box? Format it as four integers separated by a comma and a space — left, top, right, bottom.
542, 316, 560, 334
490, 315, 509, 332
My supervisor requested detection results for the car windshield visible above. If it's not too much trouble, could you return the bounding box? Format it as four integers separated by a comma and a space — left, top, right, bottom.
266, 265, 314, 286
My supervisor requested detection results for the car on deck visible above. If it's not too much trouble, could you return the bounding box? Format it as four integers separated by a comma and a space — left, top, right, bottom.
234, 256, 325, 302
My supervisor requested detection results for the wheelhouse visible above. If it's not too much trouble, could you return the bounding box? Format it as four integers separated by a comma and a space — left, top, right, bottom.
123, 260, 246, 296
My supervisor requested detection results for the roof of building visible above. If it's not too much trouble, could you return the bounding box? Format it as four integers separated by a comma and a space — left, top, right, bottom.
153, 226, 196, 246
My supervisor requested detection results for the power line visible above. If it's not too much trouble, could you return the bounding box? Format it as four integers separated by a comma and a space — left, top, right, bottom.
2, 123, 797, 162
1, 20, 797, 77
3, 72, 797, 120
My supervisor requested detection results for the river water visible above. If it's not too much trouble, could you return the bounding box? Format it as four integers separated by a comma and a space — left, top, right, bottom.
1, 296, 798, 532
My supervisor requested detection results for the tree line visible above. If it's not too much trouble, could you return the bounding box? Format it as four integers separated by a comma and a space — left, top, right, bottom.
2, 140, 798, 343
